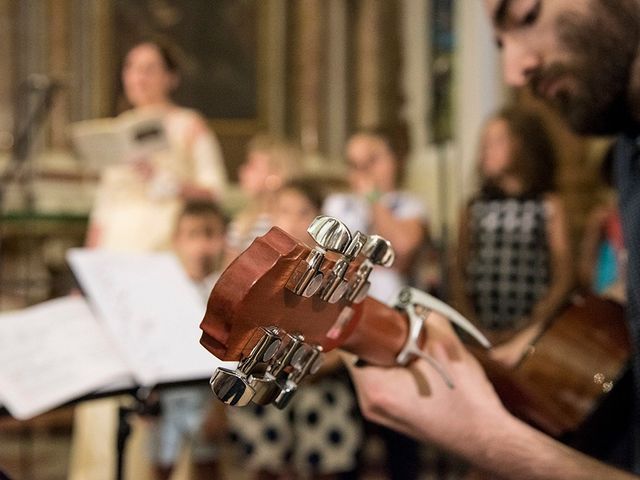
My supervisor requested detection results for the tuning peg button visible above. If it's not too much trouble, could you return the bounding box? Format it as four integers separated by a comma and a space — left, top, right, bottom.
362, 235, 395, 267
273, 381, 298, 409
210, 368, 256, 406
307, 215, 352, 254
346, 235, 395, 303
288, 217, 352, 297
320, 231, 367, 303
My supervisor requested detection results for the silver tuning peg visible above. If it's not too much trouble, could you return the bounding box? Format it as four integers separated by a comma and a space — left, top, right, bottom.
287, 216, 352, 297
307, 215, 352, 254
210, 326, 283, 407
320, 231, 368, 303
346, 235, 395, 303
362, 235, 395, 267
272, 342, 323, 409
210, 369, 256, 406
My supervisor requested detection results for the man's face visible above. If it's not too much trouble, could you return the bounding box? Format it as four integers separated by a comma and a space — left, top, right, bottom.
485, 0, 640, 135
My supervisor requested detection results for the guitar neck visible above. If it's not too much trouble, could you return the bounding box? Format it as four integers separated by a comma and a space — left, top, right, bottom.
342, 297, 411, 366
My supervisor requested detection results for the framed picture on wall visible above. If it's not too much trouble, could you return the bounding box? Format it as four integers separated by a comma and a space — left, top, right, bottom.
113, 0, 260, 119
111, 0, 269, 176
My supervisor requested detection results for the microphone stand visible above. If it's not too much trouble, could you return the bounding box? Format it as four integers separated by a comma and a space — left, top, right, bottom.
0, 78, 59, 309
1, 80, 59, 211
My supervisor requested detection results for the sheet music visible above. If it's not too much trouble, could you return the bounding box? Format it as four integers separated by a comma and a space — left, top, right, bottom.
67, 249, 235, 386
0, 297, 130, 420
69, 108, 170, 168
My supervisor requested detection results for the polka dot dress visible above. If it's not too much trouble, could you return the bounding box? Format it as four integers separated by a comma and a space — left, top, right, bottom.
465, 196, 551, 331
226, 372, 362, 476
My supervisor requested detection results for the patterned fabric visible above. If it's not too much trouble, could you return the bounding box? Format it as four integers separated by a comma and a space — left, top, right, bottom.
466, 196, 550, 330
225, 372, 362, 475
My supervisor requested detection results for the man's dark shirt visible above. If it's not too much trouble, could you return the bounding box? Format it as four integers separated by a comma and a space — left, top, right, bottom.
613, 134, 640, 472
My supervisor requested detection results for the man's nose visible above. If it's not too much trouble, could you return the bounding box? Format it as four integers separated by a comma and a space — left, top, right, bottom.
502, 40, 540, 87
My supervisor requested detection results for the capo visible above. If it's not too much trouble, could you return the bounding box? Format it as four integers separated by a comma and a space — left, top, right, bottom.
392, 287, 491, 388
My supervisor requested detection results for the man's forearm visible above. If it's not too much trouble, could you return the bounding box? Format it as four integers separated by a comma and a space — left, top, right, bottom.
466, 413, 636, 480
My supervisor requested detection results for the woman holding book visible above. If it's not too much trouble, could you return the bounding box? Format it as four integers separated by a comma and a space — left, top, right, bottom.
70, 40, 228, 480
85, 40, 228, 252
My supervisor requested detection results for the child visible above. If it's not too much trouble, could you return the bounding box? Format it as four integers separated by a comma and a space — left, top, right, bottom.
225, 178, 363, 480
172, 200, 227, 301
323, 125, 427, 480
451, 106, 574, 368
323, 125, 427, 304
225, 134, 303, 263
149, 199, 227, 480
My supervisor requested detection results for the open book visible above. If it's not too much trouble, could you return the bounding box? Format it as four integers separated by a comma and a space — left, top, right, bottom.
69, 109, 170, 169
0, 250, 235, 420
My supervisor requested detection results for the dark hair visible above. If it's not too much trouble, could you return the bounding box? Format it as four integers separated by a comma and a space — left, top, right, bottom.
125, 39, 181, 74
176, 199, 228, 226
279, 177, 327, 212
350, 123, 410, 184
113, 39, 181, 113
480, 106, 557, 197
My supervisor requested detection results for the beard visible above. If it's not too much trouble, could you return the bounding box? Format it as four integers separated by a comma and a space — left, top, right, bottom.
531, 0, 640, 135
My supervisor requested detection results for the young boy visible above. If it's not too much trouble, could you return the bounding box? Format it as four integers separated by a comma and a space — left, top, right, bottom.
150, 199, 227, 480
173, 200, 227, 301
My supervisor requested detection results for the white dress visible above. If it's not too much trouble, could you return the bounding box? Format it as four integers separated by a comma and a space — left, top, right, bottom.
88, 107, 227, 252
323, 191, 427, 303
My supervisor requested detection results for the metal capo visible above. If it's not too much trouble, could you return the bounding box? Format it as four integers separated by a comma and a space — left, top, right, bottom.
392, 287, 491, 389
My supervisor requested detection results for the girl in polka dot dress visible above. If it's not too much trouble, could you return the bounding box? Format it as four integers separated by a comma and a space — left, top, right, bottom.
225, 178, 363, 480
451, 106, 574, 369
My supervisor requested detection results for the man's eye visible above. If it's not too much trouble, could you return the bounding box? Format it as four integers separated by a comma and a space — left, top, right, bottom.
495, 37, 504, 49
521, 1, 541, 26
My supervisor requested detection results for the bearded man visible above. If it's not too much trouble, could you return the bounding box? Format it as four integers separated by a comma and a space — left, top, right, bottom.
346, 2, 640, 479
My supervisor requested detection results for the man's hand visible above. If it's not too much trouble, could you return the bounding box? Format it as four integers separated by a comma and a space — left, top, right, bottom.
344, 311, 638, 480
344, 312, 509, 454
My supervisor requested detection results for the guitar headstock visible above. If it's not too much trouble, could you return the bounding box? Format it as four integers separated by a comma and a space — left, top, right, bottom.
199, 215, 394, 408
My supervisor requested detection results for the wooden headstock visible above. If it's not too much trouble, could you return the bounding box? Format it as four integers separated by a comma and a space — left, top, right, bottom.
199, 217, 411, 407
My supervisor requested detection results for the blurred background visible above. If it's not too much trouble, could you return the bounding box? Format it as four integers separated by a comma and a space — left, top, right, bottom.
0, 1, 614, 479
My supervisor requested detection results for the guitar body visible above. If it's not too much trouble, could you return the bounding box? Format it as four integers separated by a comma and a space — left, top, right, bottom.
478, 295, 629, 436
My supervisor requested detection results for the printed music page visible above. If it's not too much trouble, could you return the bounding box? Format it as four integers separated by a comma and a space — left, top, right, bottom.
69, 108, 170, 169
0, 296, 130, 420
67, 249, 234, 386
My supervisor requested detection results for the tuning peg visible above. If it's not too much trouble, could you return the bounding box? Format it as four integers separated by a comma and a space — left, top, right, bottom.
210, 368, 256, 406
320, 231, 368, 303
346, 234, 395, 303
362, 235, 395, 267
288, 216, 352, 297
344, 231, 368, 259
307, 215, 352, 254
251, 333, 307, 405
273, 343, 323, 409
273, 381, 298, 409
